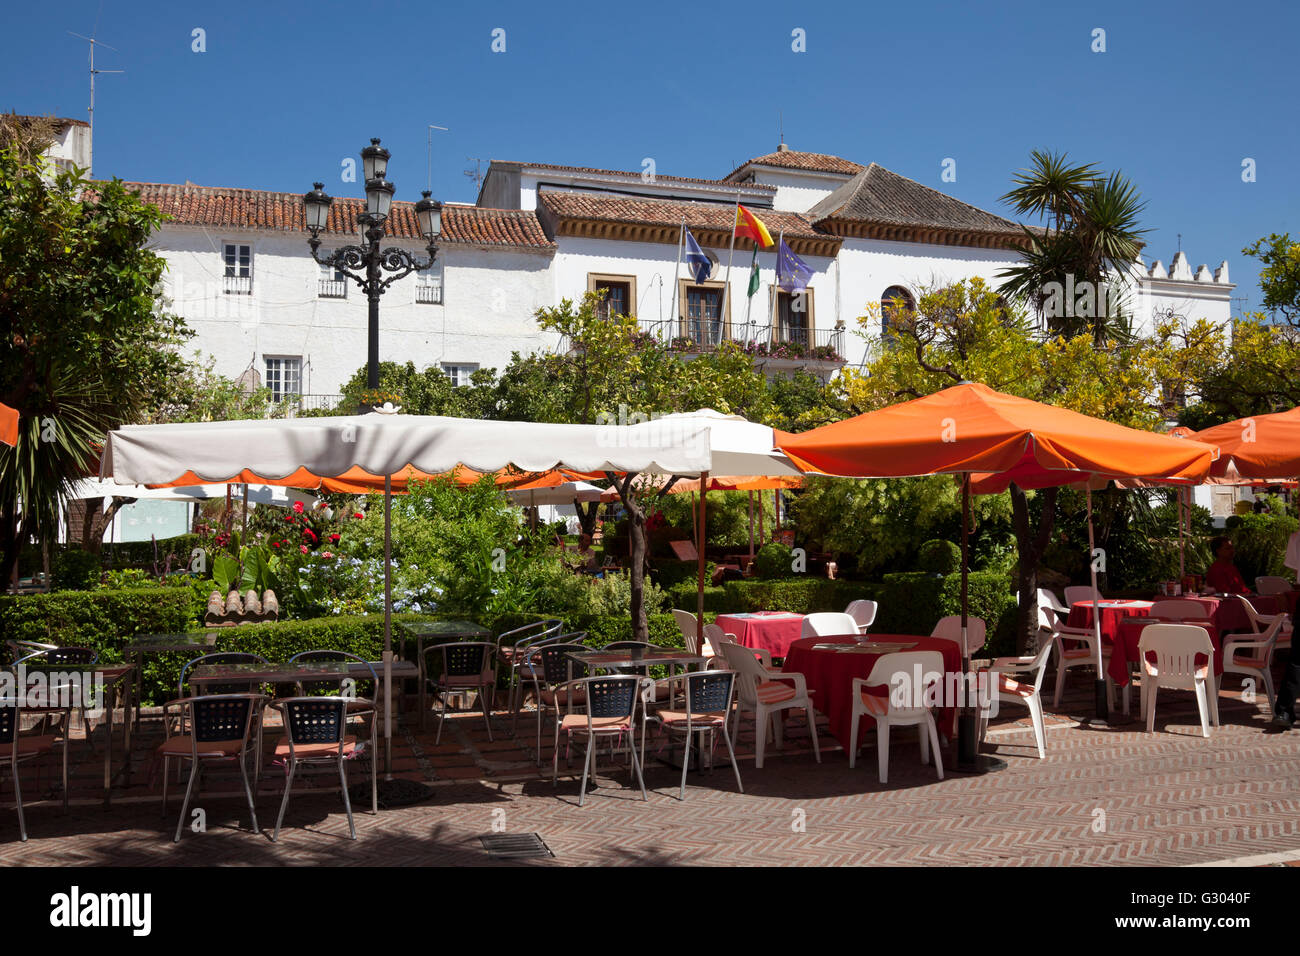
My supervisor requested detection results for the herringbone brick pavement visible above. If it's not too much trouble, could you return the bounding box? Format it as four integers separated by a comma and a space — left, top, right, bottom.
3, 671, 1298, 865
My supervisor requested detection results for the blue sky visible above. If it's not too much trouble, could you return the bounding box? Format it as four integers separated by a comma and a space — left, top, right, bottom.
4, 0, 1296, 312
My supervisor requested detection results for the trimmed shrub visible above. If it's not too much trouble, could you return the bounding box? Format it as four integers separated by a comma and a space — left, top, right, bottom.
52, 548, 102, 591
0, 588, 198, 657
877, 571, 1016, 656
916, 539, 961, 575
649, 558, 716, 590
720, 578, 883, 614
666, 582, 729, 613
754, 542, 796, 579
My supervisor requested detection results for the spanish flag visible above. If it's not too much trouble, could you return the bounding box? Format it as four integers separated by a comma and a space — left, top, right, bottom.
734, 204, 774, 248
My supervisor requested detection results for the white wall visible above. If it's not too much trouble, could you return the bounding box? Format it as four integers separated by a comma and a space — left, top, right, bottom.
745, 167, 856, 213
154, 226, 554, 394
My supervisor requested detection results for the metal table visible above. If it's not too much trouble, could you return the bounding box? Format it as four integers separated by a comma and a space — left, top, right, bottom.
399, 620, 492, 728
188, 659, 419, 689
125, 631, 218, 731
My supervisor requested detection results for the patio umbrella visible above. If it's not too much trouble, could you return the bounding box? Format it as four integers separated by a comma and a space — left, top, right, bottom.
778, 383, 1219, 756
504, 480, 605, 508
623, 410, 805, 637
99, 409, 713, 792
0, 402, 16, 448
1191, 406, 1300, 479
66, 478, 321, 509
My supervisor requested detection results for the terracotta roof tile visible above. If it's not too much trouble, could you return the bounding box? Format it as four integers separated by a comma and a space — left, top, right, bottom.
726, 150, 865, 179
805, 163, 1021, 235
500, 160, 776, 192
536, 190, 824, 240
118, 182, 553, 249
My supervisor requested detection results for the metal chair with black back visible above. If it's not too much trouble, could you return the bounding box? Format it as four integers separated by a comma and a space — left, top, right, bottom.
176, 652, 270, 786
551, 674, 649, 807
645, 669, 743, 800
423, 641, 497, 745
287, 649, 379, 816
271, 696, 361, 842
159, 693, 265, 843
1, 698, 68, 841
15, 646, 99, 754
497, 620, 564, 732
522, 638, 590, 765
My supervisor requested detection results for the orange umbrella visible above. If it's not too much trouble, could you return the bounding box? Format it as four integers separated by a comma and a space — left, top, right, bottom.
778, 383, 1217, 483
1191, 407, 1300, 479
0, 403, 17, 448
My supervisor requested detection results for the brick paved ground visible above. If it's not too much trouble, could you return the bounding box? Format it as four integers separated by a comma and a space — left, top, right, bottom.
4, 670, 1300, 865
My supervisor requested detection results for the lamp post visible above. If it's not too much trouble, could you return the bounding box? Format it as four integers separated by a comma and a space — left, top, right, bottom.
303, 138, 442, 390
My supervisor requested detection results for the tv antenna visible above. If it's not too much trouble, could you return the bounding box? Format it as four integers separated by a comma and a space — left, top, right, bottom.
465, 157, 488, 191
426, 124, 449, 191
69, 30, 123, 174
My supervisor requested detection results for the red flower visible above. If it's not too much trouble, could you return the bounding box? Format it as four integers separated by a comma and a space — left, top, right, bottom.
293, 501, 305, 514
300, 545, 309, 554
272, 541, 281, 548
353, 512, 364, 520
303, 529, 317, 542
329, 533, 340, 543
285, 515, 294, 522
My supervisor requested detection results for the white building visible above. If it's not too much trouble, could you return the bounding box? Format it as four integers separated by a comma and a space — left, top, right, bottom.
116, 144, 1235, 403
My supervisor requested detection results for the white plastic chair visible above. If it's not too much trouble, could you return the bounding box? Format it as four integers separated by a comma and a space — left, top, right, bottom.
1256, 576, 1292, 596
1064, 585, 1102, 606
930, 615, 987, 658
1223, 616, 1284, 709
1041, 594, 1114, 709
1137, 624, 1219, 737
721, 642, 820, 769
979, 641, 1054, 758
672, 609, 704, 657
1149, 599, 1208, 621
800, 612, 860, 639
847, 651, 944, 782
845, 600, 878, 634
702, 623, 774, 671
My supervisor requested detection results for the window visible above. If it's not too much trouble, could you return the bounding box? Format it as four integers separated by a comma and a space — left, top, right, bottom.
264, 356, 302, 402
880, 285, 915, 343
318, 262, 347, 298
775, 289, 816, 347
223, 243, 253, 294
587, 274, 637, 320
685, 286, 723, 346
442, 363, 478, 387
416, 264, 443, 304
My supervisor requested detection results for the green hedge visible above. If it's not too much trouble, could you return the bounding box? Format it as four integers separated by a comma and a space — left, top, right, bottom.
878, 572, 1016, 656
0, 588, 199, 653
649, 559, 716, 590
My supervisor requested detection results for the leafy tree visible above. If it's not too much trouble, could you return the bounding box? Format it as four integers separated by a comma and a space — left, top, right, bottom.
0, 113, 60, 166
0, 153, 190, 578
1243, 233, 1300, 327
998, 150, 1147, 346
339, 360, 499, 418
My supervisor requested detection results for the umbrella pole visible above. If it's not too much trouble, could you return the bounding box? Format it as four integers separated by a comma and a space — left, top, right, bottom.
1179, 487, 1187, 581
748, 491, 755, 561
697, 472, 708, 641
956, 474, 978, 766
1087, 487, 1110, 722
384, 474, 393, 779
241, 483, 248, 540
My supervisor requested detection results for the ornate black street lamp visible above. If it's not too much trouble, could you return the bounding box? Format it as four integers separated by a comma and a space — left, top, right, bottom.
303, 138, 442, 389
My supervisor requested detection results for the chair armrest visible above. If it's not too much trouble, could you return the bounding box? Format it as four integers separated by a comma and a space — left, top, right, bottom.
1224, 638, 1272, 653
988, 655, 1035, 672
765, 670, 809, 697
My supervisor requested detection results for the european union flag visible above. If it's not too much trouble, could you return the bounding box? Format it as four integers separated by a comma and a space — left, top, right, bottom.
776, 238, 813, 293
685, 230, 712, 284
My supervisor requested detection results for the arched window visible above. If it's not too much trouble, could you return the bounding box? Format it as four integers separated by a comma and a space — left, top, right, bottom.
880, 286, 915, 343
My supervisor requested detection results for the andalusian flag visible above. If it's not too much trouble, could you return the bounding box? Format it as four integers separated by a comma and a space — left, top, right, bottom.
734, 204, 774, 248
746, 246, 760, 298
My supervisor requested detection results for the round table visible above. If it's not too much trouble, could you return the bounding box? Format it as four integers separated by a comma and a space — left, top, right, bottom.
1210, 593, 1290, 635
1112, 617, 1223, 687
1066, 600, 1154, 644
714, 612, 806, 658
782, 634, 962, 751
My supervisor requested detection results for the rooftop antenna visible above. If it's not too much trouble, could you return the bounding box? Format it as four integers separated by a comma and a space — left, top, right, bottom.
426, 124, 449, 191
778, 111, 785, 151
465, 157, 488, 191
1177, 232, 1182, 254
68, 30, 123, 176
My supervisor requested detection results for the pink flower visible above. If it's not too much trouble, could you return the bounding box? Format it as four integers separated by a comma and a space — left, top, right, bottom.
299, 545, 309, 554
293, 501, 305, 514
322, 551, 334, 559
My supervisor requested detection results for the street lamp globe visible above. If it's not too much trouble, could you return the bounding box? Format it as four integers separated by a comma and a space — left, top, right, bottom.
414, 191, 442, 241
303, 182, 333, 234
361, 138, 390, 181
365, 177, 395, 220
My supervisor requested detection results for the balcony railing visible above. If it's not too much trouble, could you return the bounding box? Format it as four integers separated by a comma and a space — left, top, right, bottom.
416, 284, 443, 304
318, 278, 347, 299
274, 393, 346, 417
632, 319, 845, 362
223, 274, 252, 295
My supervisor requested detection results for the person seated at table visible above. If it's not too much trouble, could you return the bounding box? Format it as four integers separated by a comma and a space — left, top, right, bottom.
1205, 536, 1249, 595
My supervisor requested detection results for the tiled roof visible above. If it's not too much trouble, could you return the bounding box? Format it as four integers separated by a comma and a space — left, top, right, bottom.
499, 160, 776, 192
536, 189, 824, 240
6, 113, 89, 130
117, 182, 554, 249
805, 163, 1022, 235
726, 150, 865, 180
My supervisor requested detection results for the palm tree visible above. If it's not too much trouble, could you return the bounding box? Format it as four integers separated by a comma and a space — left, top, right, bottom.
999, 150, 1148, 347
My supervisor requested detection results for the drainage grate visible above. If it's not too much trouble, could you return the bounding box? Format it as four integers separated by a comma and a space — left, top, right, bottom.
480, 832, 554, 859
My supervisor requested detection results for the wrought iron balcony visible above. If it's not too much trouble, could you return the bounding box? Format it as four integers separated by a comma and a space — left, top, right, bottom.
631, 318, 845, 363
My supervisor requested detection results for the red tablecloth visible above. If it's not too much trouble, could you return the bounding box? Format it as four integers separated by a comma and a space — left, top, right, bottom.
1113, 617, 1223, 686
1066, 600, 1154, 644
782, 634, 961, 749
1210, 593, 1292, 635
715, 612, 805, 658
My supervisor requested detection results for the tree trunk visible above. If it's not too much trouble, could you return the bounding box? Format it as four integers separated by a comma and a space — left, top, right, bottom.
610, 472, 649, 642
1010, 484, 1058, 654
575, 501, 600, 537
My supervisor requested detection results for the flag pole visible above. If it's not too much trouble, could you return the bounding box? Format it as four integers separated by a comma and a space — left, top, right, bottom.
773, 229, 784, 343
721, 190, 740, 343
670, 218, 684, 341
743, 246, 756, 330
